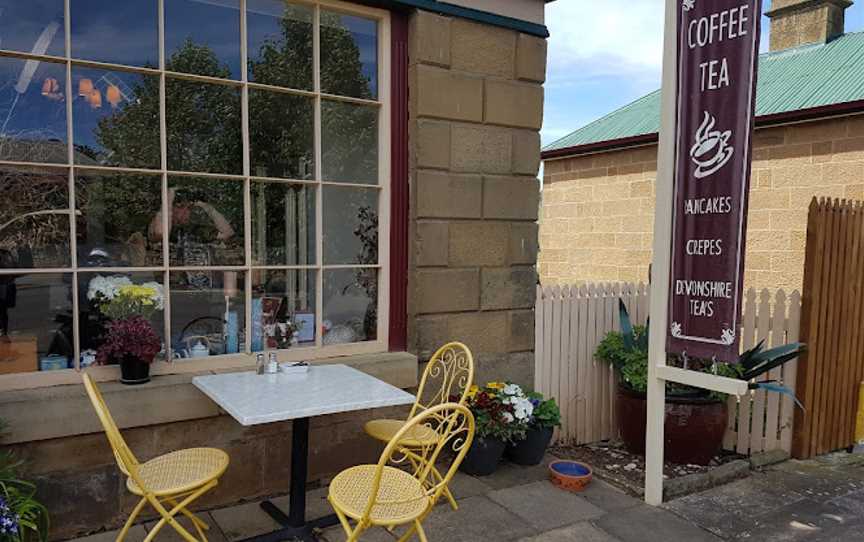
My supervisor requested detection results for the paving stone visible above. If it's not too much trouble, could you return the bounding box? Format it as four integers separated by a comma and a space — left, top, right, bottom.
664, 475, 803, 539
579, 480, 642, 512
271, 487, 333, 521
208, 501, 281, 541
742, 497, 857, 542
488, 481, 604, 531
72, 525, 149, 542
516, 522, 621, 542
447, 471, 495, 501
318, 524, 396, 542
476, 455, 554, 490
144, 512, 227, 542
421, 495, 537, 541
595, 505, 722, 542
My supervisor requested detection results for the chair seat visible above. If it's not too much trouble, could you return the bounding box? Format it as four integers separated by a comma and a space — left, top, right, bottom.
329, 465, 430, 525
364, 419, 439, 447
127, 448, 229, 497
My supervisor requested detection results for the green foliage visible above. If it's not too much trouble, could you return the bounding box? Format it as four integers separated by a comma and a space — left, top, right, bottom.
596, 301, 806, 403
527, 392, 561, 429
0, 419, 48, 542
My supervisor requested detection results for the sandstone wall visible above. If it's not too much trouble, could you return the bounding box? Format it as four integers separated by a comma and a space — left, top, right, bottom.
408, 12, 545, 387
540, 114, 864, 293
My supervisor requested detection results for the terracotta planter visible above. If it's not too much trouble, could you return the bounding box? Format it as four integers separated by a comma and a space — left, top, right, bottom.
460, 436, 506, 476
506, 426, 554, 466
617, 386, 727, 466
119, 356, 151, 385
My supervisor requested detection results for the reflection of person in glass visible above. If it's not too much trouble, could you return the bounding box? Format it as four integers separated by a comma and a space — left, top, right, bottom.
148, 187, 235, 287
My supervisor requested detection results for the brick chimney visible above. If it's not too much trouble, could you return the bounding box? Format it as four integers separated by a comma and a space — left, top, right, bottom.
766, 0, 853, 51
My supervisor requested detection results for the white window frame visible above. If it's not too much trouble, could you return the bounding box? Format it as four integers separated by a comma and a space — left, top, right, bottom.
0, 0, 392, 390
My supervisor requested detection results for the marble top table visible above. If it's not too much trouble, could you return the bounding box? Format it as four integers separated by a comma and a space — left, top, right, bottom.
193, 364, 415, 426
193, 364, 415, 542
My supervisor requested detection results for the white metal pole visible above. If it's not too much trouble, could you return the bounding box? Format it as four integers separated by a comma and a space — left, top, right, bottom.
645, 0, 679, 506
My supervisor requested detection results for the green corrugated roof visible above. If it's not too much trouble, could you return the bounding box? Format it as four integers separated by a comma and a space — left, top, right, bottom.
544, 31, 864, 153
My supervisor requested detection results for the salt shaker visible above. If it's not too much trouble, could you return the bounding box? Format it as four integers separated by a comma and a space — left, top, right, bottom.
267, 352, 279, 374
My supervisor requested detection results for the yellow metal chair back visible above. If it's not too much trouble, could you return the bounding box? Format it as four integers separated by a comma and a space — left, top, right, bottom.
329, 403, 475, 541
82, 373, 141, 480
411, 342, 474, 418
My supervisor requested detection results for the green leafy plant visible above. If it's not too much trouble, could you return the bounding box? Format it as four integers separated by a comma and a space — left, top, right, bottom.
0, 420, 48, 542
527, 392, 561, 429
596, 300, 806, 404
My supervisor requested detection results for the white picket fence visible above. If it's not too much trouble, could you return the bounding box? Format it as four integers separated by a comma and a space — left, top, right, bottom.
535, 283, 801, 456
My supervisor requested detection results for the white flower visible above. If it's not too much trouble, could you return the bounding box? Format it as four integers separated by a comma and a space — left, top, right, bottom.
511, 397, 534, 421
503, 383, 523, 397
87, 275, 132, 301
502, 412, 514, 423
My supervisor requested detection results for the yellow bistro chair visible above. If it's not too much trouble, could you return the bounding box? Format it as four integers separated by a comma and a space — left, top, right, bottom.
328, 403, 475, 542
82, 373, 229, 542
363, 342, 473, 510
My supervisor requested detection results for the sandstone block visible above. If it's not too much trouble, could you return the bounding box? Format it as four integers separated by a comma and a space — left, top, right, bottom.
416, 221, 449, 266
415, 119, 451, 169
416, 170, 482, 218
481, 266, 537, 310
516, 33, 547, 83
415, 268, 480, 313
485, 79, 544, 130
509, 222, 539, 264
449, 221, 509, 266
512, 129, 541, 176
451, 123, 512, 174
412, 64, 483, 122
451, 19, 516, 78
409, 11, 451, 67
446, 311, 510, 355
508, 309, 535, 352
483, 175, 540, 220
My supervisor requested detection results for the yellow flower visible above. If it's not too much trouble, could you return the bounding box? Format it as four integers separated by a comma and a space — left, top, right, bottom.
466, 385, 479, 399
486, 382, 505, 391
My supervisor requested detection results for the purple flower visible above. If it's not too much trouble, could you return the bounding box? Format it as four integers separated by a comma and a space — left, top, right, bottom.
0, 496, 19, 536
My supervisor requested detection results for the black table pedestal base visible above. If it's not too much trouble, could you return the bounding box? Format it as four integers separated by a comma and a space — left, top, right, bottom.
238, 417, 339, 542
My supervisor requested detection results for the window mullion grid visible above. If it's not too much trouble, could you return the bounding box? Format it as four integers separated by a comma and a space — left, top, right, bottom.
241, 0, 253, 357
64, 0, 80, 371
158, 0, 172, 362
313, 4, 324, 349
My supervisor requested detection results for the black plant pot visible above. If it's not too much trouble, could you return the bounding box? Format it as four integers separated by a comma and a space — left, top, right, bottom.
120, 356, 151, 385
460, 436, 506, 476
506, 426, 554, 466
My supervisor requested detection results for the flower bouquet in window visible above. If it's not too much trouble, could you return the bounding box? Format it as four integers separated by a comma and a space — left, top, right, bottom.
88, 276, 164, 384
506, 391, 561, 466
459, 382, 532, 476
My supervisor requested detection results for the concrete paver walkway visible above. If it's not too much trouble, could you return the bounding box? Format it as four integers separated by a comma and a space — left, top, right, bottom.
665, 452, 864, 541
71, 456, 719, 542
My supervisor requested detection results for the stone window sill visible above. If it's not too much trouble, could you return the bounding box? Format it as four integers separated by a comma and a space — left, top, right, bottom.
0, 352, 418, 445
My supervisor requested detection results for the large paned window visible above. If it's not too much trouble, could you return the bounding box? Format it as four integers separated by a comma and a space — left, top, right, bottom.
0, 0, 389, 382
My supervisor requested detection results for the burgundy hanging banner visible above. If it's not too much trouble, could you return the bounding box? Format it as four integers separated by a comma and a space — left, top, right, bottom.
667, 0, 762, 362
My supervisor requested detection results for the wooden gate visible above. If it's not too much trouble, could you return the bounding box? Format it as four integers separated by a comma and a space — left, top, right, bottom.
793, 198, 864, 458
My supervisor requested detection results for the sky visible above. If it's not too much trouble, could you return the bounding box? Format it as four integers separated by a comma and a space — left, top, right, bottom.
542, 0, 864, 148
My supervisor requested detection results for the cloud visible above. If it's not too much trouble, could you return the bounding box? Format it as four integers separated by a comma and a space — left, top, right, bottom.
546, 0, 664, 84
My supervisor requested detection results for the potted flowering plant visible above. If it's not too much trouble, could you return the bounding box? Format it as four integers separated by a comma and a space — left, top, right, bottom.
1, 419, 48, 542
459, 382, 532, 476
506, 391, 561, 466
88, 276, 164, 384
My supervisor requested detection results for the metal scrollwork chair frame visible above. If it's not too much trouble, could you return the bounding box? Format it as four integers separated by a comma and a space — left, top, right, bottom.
328, 403, 475, 542
82, 374, 229, 542
363, 342, 474, 510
